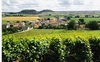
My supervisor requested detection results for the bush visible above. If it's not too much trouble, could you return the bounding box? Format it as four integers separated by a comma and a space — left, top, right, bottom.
2, 27, 20, 35
38, 24, 66, 29
2, 38, 49, 62
67, 20, 76, 30
79, 19, 85, 24
2, 37, 96, 62
85, 21, 99, 30
41, 38, 65, 62
63, 37, 92, 62
89, 37, 100, 62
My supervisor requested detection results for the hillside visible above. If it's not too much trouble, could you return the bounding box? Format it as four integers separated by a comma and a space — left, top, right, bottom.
2, 9, 54, 15
2, 9, 100, 16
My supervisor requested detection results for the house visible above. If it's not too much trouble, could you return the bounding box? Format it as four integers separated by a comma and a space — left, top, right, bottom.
6, 22, 11, 28
22, 26, 28, 31
34, 24, 39, 28
21, 21, 25, 26
13, 23, 20, 27
49, 20, 58, 26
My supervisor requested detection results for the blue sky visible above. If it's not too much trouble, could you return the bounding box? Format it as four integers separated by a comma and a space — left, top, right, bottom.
2, 0, 100, 12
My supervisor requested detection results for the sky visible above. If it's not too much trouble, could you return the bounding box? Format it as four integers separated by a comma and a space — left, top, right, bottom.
2, 0, 100, 12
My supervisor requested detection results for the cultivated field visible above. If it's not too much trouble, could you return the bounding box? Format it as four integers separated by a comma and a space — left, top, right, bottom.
2, 29, 100, 62
2, 16, 39, 24
3, 29, 100, 40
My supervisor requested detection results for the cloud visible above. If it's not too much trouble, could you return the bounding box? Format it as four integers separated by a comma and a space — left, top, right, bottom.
10, 0, 24, 5
2, 0, 10, 6
59, 0, 71, 6
2, 0, 100, 12
2, 0, 40, 12
73, 0, 84, 5
37, 0, 60, 7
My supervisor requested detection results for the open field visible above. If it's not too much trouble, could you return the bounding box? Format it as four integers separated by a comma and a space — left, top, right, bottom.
2, 16, 39, 24
2, 16, 100, 24
3, 29, 100, 40
40, 16, 100, 22
2, 16, 39, 21
70, 18, 100, 22
39, 15, 100, 22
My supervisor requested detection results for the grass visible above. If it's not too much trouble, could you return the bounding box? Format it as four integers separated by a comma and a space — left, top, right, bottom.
69, 18, 100, 22
40, 16, 100, 22
3, 29, 100, 40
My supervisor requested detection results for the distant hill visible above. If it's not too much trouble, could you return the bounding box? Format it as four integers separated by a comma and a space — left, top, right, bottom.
2, 9, 54, 15
2, 9, 100, 16
18, 9, 37, 14
39, 9, 53, 13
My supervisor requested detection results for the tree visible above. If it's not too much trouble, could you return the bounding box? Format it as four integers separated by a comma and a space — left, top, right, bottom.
75, 15, 80, 18
92, 15, 94, 18
67, 17, 70, 20
85, 15, 89, 18
68, 20, 76, 30
49, 14, 51, 16
16, 21, 20, 23
47, 18, 50, 20
64, 16, 71, 21
79, 19, 85, 24
85, 21, 99, 30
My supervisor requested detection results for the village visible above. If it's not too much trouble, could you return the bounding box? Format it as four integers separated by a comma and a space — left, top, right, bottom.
2, 15, 100, 35
2, 17, 69, 33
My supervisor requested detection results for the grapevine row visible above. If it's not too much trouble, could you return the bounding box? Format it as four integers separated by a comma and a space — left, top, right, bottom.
2, 37, 100, 62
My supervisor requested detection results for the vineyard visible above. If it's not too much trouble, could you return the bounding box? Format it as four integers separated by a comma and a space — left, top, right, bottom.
3, 29, 100, 39
2, 29, 100, 62
2, 5, 100, 62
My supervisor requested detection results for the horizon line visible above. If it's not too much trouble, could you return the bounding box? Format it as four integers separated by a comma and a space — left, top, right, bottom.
2, 9, 100, 12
